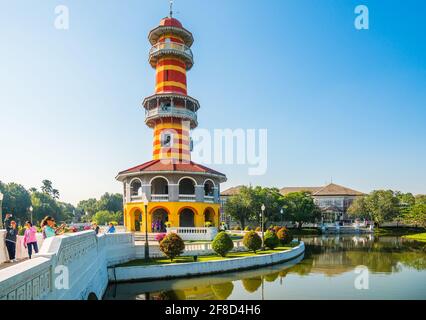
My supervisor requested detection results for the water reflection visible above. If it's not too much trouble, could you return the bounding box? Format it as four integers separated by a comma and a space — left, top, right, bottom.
104, 236, 426, 300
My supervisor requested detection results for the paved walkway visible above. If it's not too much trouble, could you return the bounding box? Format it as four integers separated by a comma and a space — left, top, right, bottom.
0, 258, 28, 271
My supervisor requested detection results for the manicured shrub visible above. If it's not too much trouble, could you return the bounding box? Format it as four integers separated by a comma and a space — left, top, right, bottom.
273, 226, 281, 233
212, 231, 234, 257
165, 221, 172, 228
244, 226, 251, 231
264, 230, 279, 249
243, 231, 262, 253
255, 226, 261, 232
159, 233, 185, 261
234, 226, 241, 231
277, 227, 293, 245
205, 221, 212, 227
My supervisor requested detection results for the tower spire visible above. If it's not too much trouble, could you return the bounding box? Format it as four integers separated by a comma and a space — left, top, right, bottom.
169, 0, 174, 17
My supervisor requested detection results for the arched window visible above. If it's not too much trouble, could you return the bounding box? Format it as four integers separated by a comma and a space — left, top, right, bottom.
204, 180, 214, 196
151, 177, 169, 195
179, 178, 195, 195
130, 179, 142, 196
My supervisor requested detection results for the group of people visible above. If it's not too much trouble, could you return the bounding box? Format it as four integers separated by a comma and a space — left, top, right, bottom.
2, 213, 116, 264
151, 218, 166, 233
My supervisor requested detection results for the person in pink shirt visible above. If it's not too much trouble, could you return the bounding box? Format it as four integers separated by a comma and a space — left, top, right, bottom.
23, 221, 39, 259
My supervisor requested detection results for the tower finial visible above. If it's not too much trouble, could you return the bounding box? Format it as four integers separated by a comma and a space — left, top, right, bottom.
169, 0, 174, 17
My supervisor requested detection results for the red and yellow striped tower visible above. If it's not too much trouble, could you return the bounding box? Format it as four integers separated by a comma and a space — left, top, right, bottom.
144, 15, 199, 163
117, 9, 226, 235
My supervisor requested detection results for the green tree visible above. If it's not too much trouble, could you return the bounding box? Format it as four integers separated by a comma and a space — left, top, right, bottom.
348, 196, 369, 219
92, 210, 123, 225
282, 191, 321, 229
415, 195, 426, 205
224, 186, 255, 229
31, 191, 62, 224
77, 198, 98, 217
0, 182, 32, 224
349, 190, 401, 227
41, 180, 53, 195
366, 190, 400, 227
403, 203, 426, 228
97, 193, 123, 212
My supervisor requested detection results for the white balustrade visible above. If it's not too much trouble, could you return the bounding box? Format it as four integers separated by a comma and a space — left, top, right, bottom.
204, 196, 214, 203
151, 194, 169, 202
167, 227, 218, 241
179, 194, 196, 202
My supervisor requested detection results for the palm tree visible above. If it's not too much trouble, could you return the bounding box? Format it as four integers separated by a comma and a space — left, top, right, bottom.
52, 189, 60, 200
41, 180, 53, 195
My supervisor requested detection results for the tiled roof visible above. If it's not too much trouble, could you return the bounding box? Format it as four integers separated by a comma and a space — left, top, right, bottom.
220, 186, 244, 196
312, 183, 365, 196
279, 187, 322, 195
117, 160, 226, 178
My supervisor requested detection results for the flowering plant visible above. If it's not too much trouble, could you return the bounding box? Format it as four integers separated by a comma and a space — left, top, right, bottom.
155, 233, 167, 243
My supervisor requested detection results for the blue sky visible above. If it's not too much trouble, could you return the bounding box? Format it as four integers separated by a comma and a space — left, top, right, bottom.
0, 0, 425, 204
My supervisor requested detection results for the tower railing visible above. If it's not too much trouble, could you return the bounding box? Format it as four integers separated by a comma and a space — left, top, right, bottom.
145, 106, 197, 122
149, 41, 193, 60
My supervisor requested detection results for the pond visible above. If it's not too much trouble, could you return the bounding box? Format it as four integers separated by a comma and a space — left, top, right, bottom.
103, 235, 426, 300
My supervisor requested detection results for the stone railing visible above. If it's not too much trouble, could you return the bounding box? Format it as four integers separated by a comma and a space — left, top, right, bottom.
0, 230, 8, 264
0, 231, 135, 300
178, 194, 196, 202
167, 227, 218, 241
151, 194, 169, 202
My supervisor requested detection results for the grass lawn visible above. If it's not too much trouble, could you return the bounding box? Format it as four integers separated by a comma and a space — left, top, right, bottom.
374, 227, 426, 236
403, 233, 426, 242
118, 246, 293, 267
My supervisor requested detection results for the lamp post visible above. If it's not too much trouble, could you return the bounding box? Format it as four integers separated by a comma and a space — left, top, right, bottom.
142, 193, 150, 261
29, 206, 33, 224
0, 192, 4, 229
261, 204, 265, 250
280, 208, 284, 227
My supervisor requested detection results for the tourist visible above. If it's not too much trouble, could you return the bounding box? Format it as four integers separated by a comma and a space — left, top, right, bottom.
3, 213, 13, 231
92, 222, 100, 235
23, 221, 39, 259
5, 220, 18, 262
41, 216, 66, 238
106, 222, 116, 234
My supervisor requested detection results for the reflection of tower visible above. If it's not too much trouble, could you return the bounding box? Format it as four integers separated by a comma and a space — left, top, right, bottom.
144, 9, 198, 163
116, 7, 226, 234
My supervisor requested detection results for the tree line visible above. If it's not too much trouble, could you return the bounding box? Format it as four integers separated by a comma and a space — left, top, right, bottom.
224, 186, 321, 229
224, 186, 426, 229
0, 179, 123, 226
348, 190, 426, 227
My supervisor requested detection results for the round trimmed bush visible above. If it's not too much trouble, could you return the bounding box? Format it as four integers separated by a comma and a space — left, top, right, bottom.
243, 231, 262, 253
159, 233, 185, 261
273, 226, 281, 233
212, 231, 234, 257
277, 227, 293, 245
244, 226, 251, 231
264, 230, 279, 249
255, 226, 261, 232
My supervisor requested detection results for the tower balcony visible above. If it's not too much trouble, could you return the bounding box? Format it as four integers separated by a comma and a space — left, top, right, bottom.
143, 93, 200, 129
145, 106, 198, 128
149, 41, 194, 70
